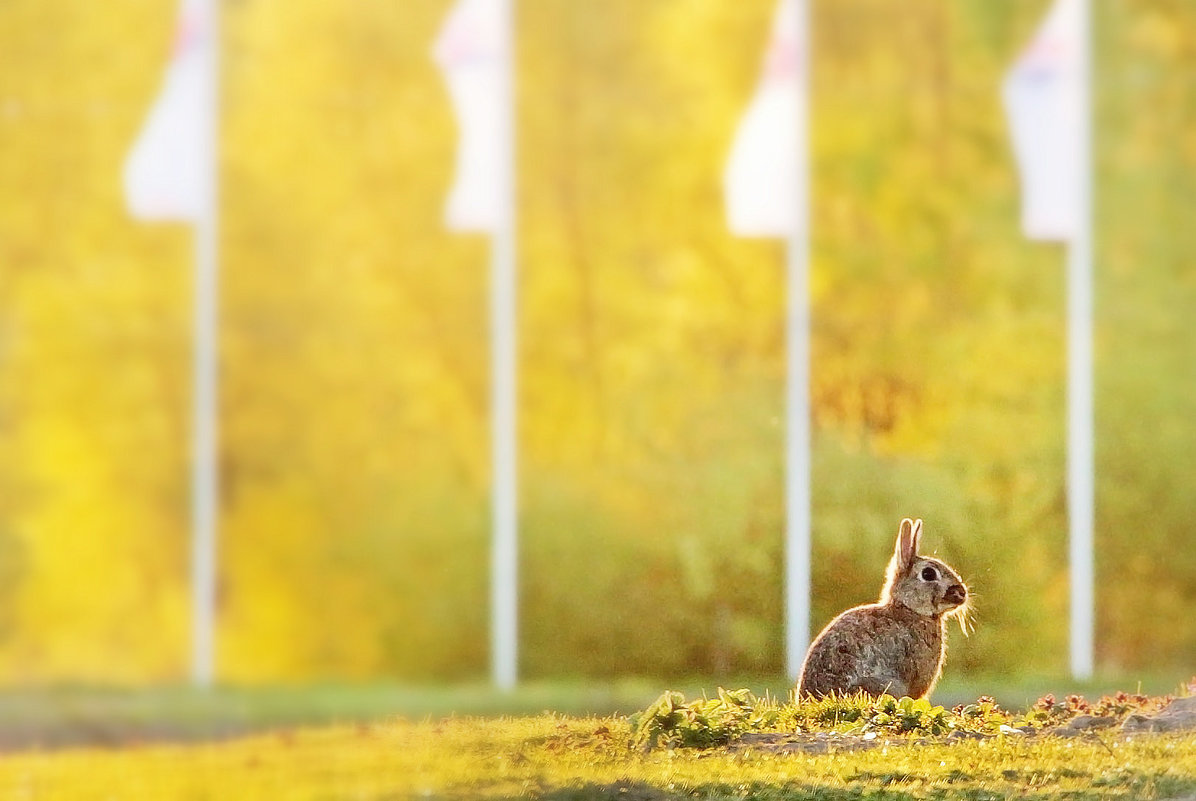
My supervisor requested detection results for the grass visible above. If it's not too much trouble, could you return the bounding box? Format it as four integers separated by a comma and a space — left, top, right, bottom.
627, 686, 1183, 751
0, 673, 1183, 750
1, 711, 1194, 800
0, 677, 1190, 800
0, 678, 690, 749
1, 677, 1192, 799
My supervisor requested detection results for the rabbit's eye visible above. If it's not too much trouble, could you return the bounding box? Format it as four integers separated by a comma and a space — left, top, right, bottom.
920, 566, 938, 581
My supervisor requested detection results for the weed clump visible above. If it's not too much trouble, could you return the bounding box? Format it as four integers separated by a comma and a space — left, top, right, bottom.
632, 689, 970, 750
629, 688, 779, 750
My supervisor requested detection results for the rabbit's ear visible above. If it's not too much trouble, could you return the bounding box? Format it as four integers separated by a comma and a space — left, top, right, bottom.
895, 518, 918, 572
911, 518, 923, 555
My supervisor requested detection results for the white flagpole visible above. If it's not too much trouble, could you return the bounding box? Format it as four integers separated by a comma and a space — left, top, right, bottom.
784, 0, 811, 682
491, 0, 518, 690
1068, 0, 1094, 681
191, 0, 219, 689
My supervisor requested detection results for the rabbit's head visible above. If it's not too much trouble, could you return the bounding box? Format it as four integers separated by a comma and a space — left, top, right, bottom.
879, 518, 969, 623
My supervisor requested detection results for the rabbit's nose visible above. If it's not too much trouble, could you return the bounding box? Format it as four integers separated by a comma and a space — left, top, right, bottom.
944, 584, 967, 605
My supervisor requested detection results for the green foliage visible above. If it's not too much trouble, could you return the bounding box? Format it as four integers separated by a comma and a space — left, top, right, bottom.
4, 712, 1196, 801
630, 688, 780, 750
631, 685, 1184, 751
632, 688, 963, 749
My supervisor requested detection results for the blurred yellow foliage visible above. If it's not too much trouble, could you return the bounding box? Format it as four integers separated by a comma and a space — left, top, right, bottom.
0, 0, 1193, 682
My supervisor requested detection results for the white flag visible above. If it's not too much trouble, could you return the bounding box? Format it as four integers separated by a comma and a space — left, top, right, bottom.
724, 0, 804, 238
1003, 0, 1081, 242
433, 0, 505, 232
123, 0, 214, 222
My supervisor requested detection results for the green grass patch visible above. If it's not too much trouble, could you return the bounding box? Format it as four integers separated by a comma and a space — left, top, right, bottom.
0, 679, 673, 749
630, 686, 1185, 751
1, 681, 1193, 799
2, 711, 1194, 800
0, 673, 1184, 751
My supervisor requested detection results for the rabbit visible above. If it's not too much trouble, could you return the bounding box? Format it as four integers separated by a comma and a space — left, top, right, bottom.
796, 517, 969, 700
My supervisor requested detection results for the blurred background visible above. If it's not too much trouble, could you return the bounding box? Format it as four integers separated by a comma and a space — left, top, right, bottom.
0, 0, 1192, 707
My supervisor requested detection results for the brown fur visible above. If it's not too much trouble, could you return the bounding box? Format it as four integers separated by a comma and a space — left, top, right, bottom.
796, 518, 969, 700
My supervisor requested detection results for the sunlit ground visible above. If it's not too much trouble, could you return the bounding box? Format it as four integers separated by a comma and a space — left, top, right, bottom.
2, 695, 1195, 801
0, 672, 1184, 751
